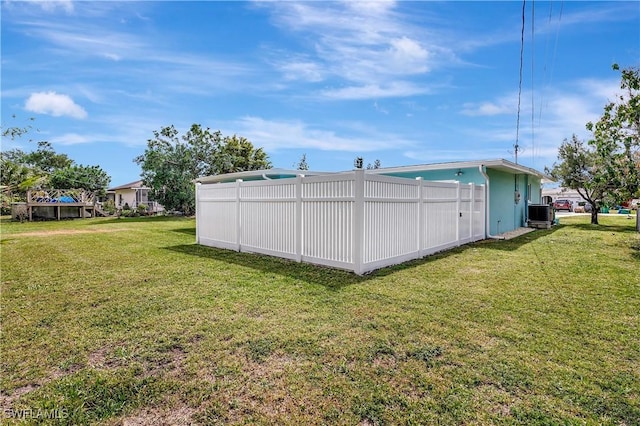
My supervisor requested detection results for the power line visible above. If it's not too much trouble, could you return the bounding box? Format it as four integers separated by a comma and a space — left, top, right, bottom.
531, 0, 535, 165
537, 1, 563, 129
515, 0, 526, 164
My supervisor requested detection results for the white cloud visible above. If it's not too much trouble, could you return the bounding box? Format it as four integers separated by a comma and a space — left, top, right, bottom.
373, 101, 389, 115
230, 116, 411, 152
22, 20, 145, 62
389, 36, 430, 73
321, 82, 432, 100
451, 77, 625, 170
277, 59, 324, 82
263, 2, 451, 98
24, 91, 87, 119
460, 101, 513, 117
344, 0, 397, 16
34, 0, 74, 14
49, 132, 91, 145
403, 148, 513, 164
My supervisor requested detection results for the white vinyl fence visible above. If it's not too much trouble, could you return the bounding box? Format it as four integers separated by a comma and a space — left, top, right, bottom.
196, 170, 486, 274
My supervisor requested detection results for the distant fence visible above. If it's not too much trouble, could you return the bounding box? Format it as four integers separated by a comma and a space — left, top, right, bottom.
196, 170, 486, 274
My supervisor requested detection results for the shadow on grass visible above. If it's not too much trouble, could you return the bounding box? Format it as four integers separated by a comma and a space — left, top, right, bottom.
567, 222, 638, 234
172, 227, 196, 236
480, 226, 559, 252
163, 243, 370, 290
86, 215, 192, 225
163, 239, 493, 289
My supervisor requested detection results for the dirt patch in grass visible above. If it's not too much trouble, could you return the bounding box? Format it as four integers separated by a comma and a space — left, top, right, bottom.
88, 345, 127, 370
145, 347, 188, 379
10, 228, 128, 237
474, 383, 515, 417
0, 383, 39, 409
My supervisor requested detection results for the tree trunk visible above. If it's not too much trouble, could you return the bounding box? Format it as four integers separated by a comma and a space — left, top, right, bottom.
591, 209, 599, 225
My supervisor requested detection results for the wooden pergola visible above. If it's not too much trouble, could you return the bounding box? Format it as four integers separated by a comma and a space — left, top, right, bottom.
26, 189, 104, 221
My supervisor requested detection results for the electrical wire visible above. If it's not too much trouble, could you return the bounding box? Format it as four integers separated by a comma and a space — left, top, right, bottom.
531, 0, 535, 165
515, 0, 526, 164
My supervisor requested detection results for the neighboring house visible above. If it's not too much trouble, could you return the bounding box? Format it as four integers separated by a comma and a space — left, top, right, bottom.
541, 187, 587, 207
106, 180, 164, 214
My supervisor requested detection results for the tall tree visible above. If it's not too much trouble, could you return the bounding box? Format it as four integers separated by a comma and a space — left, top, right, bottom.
295, 153, 309, 171
546, 135, 613, 224
21, 141, 74, 173
366, 159, 382, 170
1, 117, 105, 213
586, 64, 640, 202
215, 135, 271, 174
49, 165, 111, 195
549, 64, 640, 225
135, 124, 272, 215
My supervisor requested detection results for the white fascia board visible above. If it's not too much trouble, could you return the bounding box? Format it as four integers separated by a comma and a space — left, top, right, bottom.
195, 168, 330, 184
368, 158, 551, 180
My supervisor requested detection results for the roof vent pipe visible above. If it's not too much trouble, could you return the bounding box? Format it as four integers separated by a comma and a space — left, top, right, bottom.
479, 165, 505, 240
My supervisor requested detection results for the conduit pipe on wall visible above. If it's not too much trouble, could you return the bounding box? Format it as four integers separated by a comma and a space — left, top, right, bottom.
479, 165, 505, 240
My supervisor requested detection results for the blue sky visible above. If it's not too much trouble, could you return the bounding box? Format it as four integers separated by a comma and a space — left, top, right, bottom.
2, 1, 639, 186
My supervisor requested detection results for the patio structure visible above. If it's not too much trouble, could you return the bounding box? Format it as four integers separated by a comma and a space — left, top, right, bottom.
24, 189, 104, 221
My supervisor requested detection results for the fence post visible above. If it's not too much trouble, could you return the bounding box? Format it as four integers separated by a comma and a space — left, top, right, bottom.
236, 179, 243, 252
353, 169, 365, 275
295, 174, 303, 262
469, 183, 474, 240
195, 182, 201, 244
27, 190, 32, 221
416, 177, 424, 256
456, 181, 461, 242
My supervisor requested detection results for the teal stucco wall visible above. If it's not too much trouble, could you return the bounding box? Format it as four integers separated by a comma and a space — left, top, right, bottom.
381, 166, 542, 236
382, 167, 485, 185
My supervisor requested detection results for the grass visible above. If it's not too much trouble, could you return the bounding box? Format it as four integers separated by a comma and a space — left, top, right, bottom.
1, 214, 638, 425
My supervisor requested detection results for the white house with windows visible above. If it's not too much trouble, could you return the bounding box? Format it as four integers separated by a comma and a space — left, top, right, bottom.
106, 180, 164, 214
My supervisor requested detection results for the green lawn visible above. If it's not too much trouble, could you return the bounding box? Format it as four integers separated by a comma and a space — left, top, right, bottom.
1, 214, 638, 425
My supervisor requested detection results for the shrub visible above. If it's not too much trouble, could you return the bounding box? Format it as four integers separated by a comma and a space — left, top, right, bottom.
103, 199, 116, 215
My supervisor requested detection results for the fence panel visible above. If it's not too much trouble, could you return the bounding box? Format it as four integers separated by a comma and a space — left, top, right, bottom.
301, 173, 355, 269
473, 185, 486, 241
239, 180, 297, 259
361, 175, 420, 269
197, 183, 238, 249
421, 182, 459, 254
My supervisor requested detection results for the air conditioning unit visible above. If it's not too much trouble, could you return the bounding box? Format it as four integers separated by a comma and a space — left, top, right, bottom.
528, 204, 554, 229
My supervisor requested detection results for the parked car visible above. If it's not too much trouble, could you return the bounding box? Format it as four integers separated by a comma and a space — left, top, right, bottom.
574, 201, 592, 213
553, 199, 573, 211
